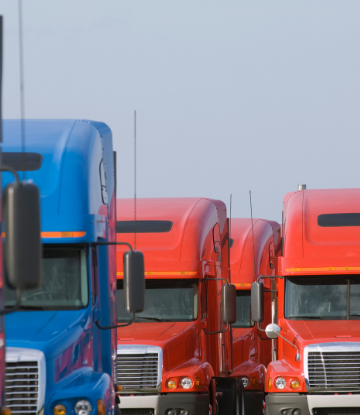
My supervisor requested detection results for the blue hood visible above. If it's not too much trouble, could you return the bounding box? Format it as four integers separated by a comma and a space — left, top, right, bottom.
5, 309, 90, 360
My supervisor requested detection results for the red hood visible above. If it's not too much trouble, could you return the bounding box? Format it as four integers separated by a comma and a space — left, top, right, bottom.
117, 321, 201, 372
284, 320, 360, 346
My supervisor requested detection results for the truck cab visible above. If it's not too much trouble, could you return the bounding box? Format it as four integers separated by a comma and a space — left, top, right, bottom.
254, 188, 360, 415
3, 120, 119, 414
115, 197, 240, 415
230, 218, 280, 415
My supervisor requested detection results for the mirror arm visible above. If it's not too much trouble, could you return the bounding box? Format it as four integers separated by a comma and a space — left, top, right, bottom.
0, 166, 20, 183
256, 275, 282, 283
96, 313, 135, 331
203, 277, 228, 285
260, 323, 300, 361
91, 241, 133, 251
0, 289, 21, 316
203, 323, 229, 335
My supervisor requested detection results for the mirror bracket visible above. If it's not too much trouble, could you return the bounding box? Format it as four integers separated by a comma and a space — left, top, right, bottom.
203, 323, 229, 335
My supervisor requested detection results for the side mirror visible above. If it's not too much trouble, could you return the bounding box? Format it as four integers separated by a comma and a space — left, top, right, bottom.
123, 250, 145, 313
3, 182, 42, 290
265, 323, 281, 339
222, 284, 236, 324
251, 282, 264, 323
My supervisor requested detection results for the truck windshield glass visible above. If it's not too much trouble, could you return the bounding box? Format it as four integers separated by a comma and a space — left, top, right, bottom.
4, 245, 88, 310
232, 291, 254, 328
285, 276, 360, 320
116, 279, 198, 322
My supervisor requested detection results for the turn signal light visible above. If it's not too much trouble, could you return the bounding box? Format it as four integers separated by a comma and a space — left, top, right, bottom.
195, 377, 201, 389
97, 400, 106, 415
167, 379, 177, 389
252, 377, 258, 387
1, 408, 12, 415
267, 377, 272, 390
290, 379, 300, 389
53, 405, 67, 415
116, 385, 122, 392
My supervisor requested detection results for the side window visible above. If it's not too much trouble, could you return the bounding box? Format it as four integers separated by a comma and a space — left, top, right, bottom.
201, 281, 208, 319
213, 223, 221, 254
99, 159, 108, 204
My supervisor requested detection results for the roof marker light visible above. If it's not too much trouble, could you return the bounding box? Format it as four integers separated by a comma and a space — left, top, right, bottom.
2, 231, 86, 238
117, 271, 197, 276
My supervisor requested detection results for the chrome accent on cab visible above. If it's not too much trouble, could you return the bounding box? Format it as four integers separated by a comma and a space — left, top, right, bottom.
5, 347, 46, 415
304, 342, 360, 392
117, 345, 163, 393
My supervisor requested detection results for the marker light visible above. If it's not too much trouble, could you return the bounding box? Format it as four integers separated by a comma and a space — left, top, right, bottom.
97, 400, 106, 415
181, 377, 193, 389
285, 266, 360, 273
0, 408, 11, 415
290, 379, 300, 389
252, 377, 258, 387
167, 379, 177, 389
274, 377, 286, 389
241, 377, 250, 387
195, 377, 201, 389
74, 400, 92, 415
53, 405, 66, 415
268, 377, 272, 389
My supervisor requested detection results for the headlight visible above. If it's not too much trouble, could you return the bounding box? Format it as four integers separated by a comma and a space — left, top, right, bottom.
74, 400, 92, 415
240, 377, 250, 387
274, 377, 286, 389
180, 377, 193, 389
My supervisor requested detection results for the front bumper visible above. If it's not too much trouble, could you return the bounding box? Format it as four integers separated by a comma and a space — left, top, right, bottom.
266, 393, 360, 415
119, 393, 209, 415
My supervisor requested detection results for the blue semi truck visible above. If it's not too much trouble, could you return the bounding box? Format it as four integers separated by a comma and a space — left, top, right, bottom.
2, 119, 143, 414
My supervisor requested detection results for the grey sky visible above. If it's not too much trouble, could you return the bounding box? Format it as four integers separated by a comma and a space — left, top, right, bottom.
1, 1, 359, 223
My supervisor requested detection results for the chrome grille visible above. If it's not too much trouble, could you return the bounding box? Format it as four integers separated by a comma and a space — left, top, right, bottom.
5, 361, 39, 414
117, 345, 162, 393
117, 353, 158, 390
305, 343, 360, 392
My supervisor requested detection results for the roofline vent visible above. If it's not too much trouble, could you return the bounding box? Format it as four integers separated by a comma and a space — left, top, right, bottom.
298, 184, 306, 191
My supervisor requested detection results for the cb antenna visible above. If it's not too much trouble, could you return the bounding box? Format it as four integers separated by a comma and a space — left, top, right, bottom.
134, 110, 137, 250
249, 191, 256, 278
18, 0, 26, 178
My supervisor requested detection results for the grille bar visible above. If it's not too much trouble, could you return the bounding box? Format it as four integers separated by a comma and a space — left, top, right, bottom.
5, 361, 39, 415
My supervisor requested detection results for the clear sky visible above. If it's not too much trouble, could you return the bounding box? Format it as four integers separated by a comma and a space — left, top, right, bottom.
1, 1, 359, 223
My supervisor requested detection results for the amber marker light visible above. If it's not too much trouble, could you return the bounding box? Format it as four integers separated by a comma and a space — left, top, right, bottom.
116, 385, 122, 392
290, 379, 300, 390
1, 408, 11, 415
167, 379, 177, 389
195, 377, 201, 389
252, 377, 258, 387
97, 400, 106, 415
267, 378, 272, 390
53, 405, 67, 415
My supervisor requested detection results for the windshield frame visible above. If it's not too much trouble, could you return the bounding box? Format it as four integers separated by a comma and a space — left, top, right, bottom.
284, 274, 360, 321
4, 243, 89, 311
116, 278, 199, 323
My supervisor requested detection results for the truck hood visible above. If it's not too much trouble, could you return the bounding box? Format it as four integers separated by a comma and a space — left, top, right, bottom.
5, 309, 90, 361
284, 320, 360, 346
117, 321, 200, 371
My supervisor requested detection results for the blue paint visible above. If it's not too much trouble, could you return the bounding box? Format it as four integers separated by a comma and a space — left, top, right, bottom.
4, 120, 117, 413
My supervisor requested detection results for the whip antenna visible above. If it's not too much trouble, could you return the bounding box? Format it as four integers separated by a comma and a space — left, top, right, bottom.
229, 194, 232, 281
134, 110, 137, 250
249, 191, 256, 278
18, 0, 26, 178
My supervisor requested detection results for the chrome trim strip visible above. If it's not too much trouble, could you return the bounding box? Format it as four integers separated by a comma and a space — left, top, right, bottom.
304, 342, 360, 392
5, 347, 46, 414
117, 344, 163, 393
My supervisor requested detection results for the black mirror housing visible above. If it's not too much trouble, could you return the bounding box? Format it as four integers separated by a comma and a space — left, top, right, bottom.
251, 282, 264, 323
3, 181, 42, 290
123, 250, 145, 313
222, 283, 236, 324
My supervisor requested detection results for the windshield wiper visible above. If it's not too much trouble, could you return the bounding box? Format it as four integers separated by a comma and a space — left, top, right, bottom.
350, 313, 360, 317
289, 315, 324, 320
136, 316, 172, 322
17, 305, 50, 311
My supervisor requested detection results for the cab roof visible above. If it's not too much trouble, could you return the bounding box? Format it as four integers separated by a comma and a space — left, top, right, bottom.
116, 197, 228, 274
230, 218, 280, 286
282, 188, 360, 274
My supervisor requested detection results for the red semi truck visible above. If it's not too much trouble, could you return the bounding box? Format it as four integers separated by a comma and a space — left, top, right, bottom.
114, 198, 241, 415
230, 218, 280, 415
252, 187, 360, 415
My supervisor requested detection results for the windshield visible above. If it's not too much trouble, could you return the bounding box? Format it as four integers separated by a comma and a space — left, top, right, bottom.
285, 276, 360, 320
232, 290, 254, 328
116, 279, 198, 322
5, 245, 88, 310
